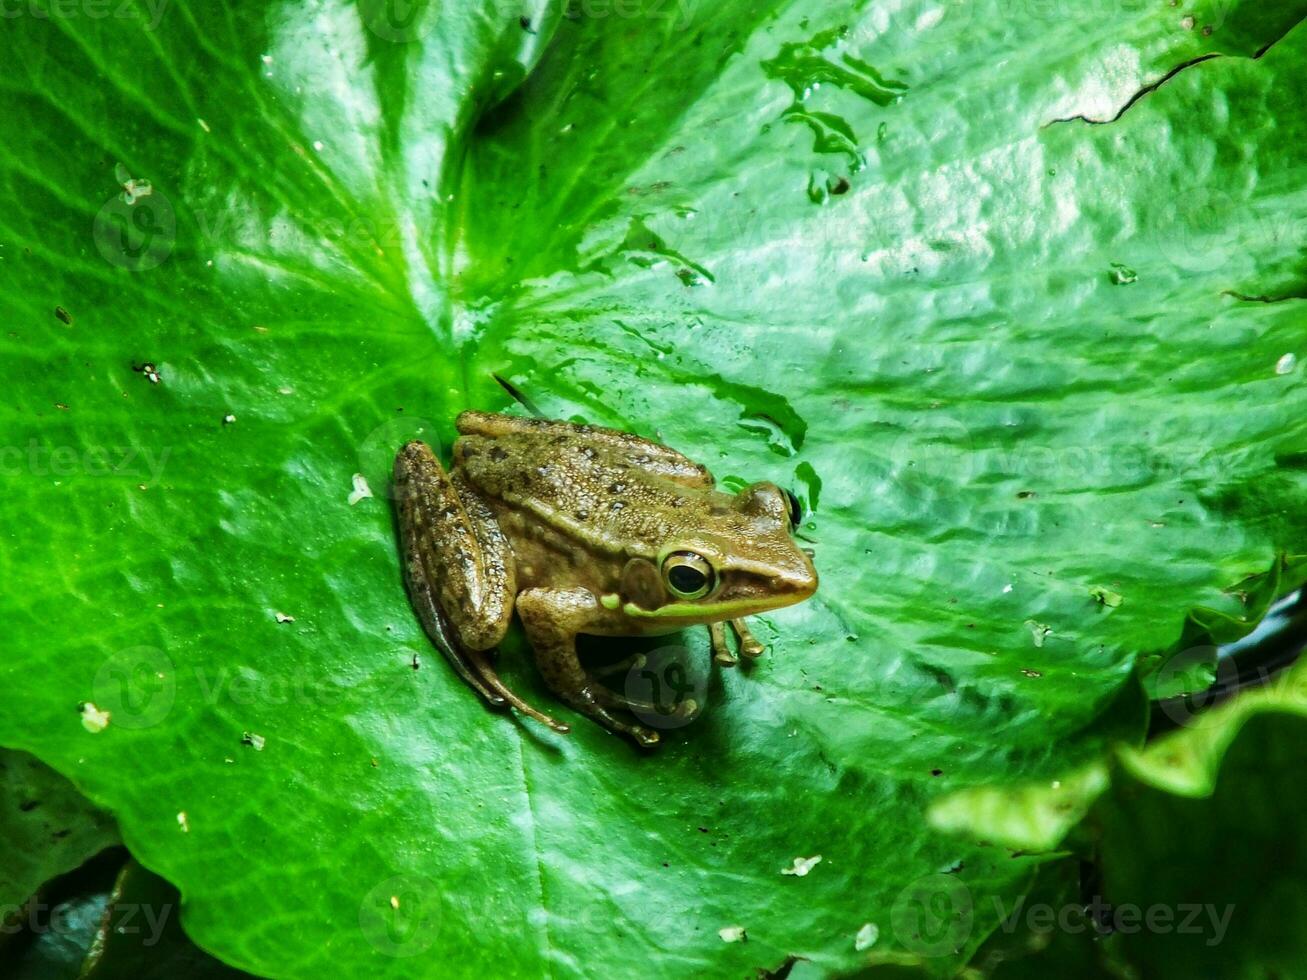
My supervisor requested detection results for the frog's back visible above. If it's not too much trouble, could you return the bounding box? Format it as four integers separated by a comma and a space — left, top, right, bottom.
454, 418, 724, 559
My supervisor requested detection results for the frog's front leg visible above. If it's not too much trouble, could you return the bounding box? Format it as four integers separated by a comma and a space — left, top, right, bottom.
708, 618, 766, 666
516, 587, 663, 747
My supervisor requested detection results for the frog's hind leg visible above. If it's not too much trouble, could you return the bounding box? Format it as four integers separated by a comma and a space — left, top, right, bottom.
394, 441, 567, 733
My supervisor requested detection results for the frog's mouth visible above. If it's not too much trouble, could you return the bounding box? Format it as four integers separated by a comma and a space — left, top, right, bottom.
622, 591, 808, 622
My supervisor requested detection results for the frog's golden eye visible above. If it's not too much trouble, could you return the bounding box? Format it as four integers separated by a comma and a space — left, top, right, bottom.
662, 551, 715, 600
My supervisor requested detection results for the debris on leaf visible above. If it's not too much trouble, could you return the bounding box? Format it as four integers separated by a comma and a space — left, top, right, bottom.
1276, 353, 1297, 376
274, 611, 295, 624
132, 362, 161, 384
781, 854, 822, 877
854, 922, 879, 951
1090, 586, 1123, 607
348, 473, 373, 506
79, 701, 111, 733
177, 811, 189, 832
1107, 262, 1137, 285
1021, 668, 1043, 678
718, 925, 747, 943
55, 306, 72, 324
241, 731, 266, 751
222, 413, 236, 425
1025, 620, 1052, 647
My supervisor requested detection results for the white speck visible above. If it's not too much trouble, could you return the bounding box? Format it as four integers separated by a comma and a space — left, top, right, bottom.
198, 118, 211, 133
243, 731, 266, 751
914, 6, 944, 30
855, 922, 879, 951
274, 611, 295, 623
389, 895, 401, 910
1276, 353, 1296, 375
312, 140, 324, 151
80, 702, 111, 733
348, 473, 373, 506
177, 811, 189, 832
277, 386, 294, 395
1051, 780, 1062, 789
223, 413, 236, 425
1002, 583, 1013, 594
261, 54, 273, 64
782, 854, 822, 877
718, 925, 747, 943
1180, 14, 1195, 29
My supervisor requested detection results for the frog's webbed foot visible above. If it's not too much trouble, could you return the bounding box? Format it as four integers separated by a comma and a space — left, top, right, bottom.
709, 618, 766, 667
566, 688, 662, 748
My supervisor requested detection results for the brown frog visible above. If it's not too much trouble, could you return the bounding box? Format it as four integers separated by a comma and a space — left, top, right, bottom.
394, 410, 818, 746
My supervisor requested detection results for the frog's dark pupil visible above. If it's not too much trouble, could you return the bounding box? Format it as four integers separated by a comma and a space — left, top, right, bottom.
668, 564, 706, 595
784, 489, 803, 527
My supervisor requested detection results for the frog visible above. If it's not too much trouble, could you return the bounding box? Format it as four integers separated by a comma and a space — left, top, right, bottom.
393, 410, 818, 747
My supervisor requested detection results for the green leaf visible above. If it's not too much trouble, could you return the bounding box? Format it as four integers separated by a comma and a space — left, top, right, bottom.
0, 750, 118, 913
2, 1, 1306, 977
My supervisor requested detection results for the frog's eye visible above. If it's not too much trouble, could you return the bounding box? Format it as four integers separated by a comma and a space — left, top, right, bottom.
662, 551, 715, 600
783, 489, 803, 528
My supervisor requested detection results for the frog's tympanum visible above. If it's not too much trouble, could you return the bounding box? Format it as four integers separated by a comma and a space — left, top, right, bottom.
394, 411, 818, 746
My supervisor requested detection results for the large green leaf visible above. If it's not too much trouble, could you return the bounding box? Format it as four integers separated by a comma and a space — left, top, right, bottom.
1, 0, 1305, 976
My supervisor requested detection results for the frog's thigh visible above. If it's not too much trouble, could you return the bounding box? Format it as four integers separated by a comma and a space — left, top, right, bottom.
457, 410, 713, 488
516, 588, 661, 746
394, 441, 515, 650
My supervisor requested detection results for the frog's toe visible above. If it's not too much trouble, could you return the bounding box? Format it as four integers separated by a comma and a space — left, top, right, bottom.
567, 690, 662, 747
469, 650, 570, 734
730, 618, 766, 658
708, 622, 739, 667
